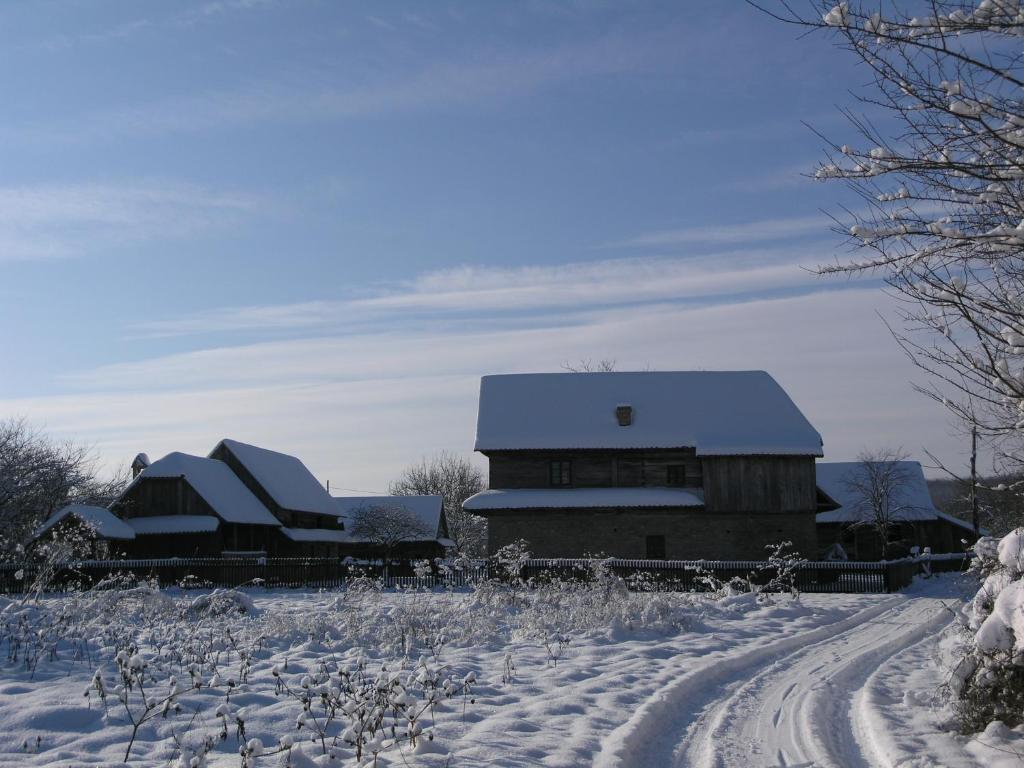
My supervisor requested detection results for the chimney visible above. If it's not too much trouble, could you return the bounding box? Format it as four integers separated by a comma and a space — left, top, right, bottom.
615, 404, 633, 427
131, 452, 151, 479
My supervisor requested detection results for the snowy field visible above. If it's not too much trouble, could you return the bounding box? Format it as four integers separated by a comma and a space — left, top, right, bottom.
0, 575, 1018, 767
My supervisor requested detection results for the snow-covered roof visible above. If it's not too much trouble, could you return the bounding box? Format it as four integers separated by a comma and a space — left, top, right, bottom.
36, 504, 136, 540
127, 515, 220, 535
279, 527, 350, 543
121, 452, 281, 526
473, 372, 823, 456
463, 487, 705, 511
816, 461, 948, 524
334, 495, 445, 539
212, 439, 337, 517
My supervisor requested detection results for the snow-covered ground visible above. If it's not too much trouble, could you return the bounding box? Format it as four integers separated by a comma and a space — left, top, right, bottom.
0, 575, 1019, 767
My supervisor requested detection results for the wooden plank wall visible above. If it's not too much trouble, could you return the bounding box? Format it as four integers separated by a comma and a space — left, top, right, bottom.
487, 449, 703, 488
701, 456, 816, 513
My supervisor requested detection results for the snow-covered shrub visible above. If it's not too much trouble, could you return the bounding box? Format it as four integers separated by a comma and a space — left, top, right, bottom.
88, 649, 186, 762
512, 562, 697, 643
188, 589, 256, 617
258, 654, 476, 765
950, 528, 1024, 731
758, 541, 805, 600
492, 539, 530, 580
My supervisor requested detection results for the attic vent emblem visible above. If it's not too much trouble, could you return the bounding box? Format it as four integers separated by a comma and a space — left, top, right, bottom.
616, 405, 633, 427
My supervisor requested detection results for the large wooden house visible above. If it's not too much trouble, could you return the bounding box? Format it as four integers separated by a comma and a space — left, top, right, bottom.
463, 371, 828, 560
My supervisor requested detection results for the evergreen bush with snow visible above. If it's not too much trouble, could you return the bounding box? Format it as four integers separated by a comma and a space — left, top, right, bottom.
951, 528, 1024, 731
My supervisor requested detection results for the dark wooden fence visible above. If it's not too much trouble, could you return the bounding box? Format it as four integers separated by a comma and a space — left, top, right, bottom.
0, 553, 970, 595
0, 558, 489, 595
519, 555, 963, 593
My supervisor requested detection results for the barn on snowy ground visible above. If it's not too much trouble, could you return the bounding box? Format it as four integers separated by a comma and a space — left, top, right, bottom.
462, 371, 833, 560
36, 439, 449, 560
815, 460, 980, 560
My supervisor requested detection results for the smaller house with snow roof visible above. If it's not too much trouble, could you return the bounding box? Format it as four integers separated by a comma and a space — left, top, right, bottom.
815, 461, 980, 560
96, 439, 448, 559
463, 371, 828, 560
35, 504, 136, 558
112, 450, 285, 556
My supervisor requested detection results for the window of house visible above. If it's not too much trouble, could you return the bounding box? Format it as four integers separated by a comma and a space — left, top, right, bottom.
549, 460, 572, 486
646, 534, 666, 560
666, 465, 686, 486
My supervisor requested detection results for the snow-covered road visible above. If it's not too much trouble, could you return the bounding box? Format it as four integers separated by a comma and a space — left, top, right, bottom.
676, 596, 951, 768
597, 584, 961, 768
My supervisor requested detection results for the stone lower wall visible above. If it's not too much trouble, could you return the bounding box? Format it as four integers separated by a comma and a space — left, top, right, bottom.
485, 507, 817, 560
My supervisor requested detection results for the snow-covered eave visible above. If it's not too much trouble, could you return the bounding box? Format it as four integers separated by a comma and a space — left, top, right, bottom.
468, 504, 707, 513
476, 444, 823, 457
464, 487, 706, 512
815, 509, 985, 533
127, 515, 221, 535
278, 527, 350, 543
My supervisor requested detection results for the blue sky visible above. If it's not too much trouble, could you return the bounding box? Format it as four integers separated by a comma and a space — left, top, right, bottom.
0, 0, 969, 490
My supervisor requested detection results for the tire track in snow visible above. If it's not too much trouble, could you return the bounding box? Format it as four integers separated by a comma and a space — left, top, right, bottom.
674, 597, 952, 768
594, 596, 952, 768
854, 624, 980, 768
593, 597, 904, 768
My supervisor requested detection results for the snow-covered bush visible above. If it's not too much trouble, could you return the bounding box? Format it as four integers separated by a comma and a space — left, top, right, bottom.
88, 649, 187, 762
950, 528, 1024, 730
259, 654, 476, 765
189, 589, 256, 617
759, 541, 806, 600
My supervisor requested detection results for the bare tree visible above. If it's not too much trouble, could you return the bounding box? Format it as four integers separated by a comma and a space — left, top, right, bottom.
350, 503, 431, 572
751, 2, 1024, 471
389, 452, 486, 556
561, 359, 617, 373
0, 418, 128, 560
931, 471, 1024, 536
843, 449, 920, 558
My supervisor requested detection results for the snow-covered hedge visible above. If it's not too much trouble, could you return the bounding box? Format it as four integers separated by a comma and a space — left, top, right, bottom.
951, 528, 1024, 731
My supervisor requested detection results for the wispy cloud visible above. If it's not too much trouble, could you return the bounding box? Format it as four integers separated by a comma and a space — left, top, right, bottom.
13, 0, 282, 51
131, 245, 843, 338
600, 213, 839, 250
353, 249, 829, 312
31, 26, 668, 141
0, 181, 264, 262
4, 287, 955, 491
720, 160, 819, 193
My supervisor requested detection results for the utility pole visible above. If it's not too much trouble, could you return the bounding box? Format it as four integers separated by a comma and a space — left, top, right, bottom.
970, 426, 980, 537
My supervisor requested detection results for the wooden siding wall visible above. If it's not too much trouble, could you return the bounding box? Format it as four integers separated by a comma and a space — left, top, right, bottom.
127, 533, 221, 558
486, 449, 702, 489
701, 456, 817, 513
117, 477, 217, 519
